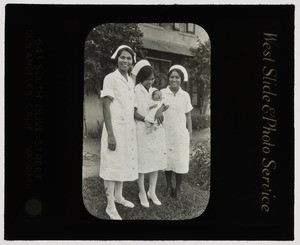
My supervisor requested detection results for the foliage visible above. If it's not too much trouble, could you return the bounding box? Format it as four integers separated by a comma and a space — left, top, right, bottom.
84, 23, 145, 95
192, 114, 210, 130
183, 39, 211, 114
189, 140, 211, 191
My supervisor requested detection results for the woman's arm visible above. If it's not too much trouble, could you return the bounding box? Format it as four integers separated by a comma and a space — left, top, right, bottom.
148, 104, 158, 110
103, 97, 116, 151
134, 107, 145, 122
185, 111, 192, 140
154, 104, 169, 124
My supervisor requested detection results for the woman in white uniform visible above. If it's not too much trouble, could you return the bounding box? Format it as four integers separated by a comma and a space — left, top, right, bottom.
161, 65, 193, 198
133, 60, 168, 207
100, 45, 138, 220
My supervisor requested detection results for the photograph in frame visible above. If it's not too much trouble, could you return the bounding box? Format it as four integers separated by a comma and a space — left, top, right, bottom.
82, 23, 211, 220
4, 4, 294, 240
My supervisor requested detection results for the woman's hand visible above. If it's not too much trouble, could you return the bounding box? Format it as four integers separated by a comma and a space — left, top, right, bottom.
103, 97, 116, 151
162, 104, 169, 111
134, 107, 146, 122
149, 104, 158, 110
189, 132, 193, 144
154, 104, 170, 124
186, 112, 193, 144
154, 107, 164, 125
108, 134, 116, 151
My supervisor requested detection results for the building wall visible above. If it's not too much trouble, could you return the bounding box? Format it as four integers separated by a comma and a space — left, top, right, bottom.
83, 94, 103, 138
139, 23, 208, 49
139, 23, 210, 112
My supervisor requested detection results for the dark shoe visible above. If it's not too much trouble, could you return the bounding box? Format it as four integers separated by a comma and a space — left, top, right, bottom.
165, 186, 173, 198
172, 188, 181, 199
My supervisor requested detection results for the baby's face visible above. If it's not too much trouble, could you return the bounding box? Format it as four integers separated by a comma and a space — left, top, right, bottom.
152, 91, 162, 101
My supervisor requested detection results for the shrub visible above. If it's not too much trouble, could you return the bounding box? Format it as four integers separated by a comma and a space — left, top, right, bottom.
189, 140, 211, 191
192, 114, 210, 130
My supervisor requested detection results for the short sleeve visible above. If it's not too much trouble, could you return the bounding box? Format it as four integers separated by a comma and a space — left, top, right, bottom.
100, 75, 115, 100
185, 93, 193, 113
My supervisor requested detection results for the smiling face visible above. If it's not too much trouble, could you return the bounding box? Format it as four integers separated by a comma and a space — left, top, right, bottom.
169, 70, 182, 90
117, 50, 133, 73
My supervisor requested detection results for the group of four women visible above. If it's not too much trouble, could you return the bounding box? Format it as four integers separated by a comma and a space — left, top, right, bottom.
99, 45, 193, 220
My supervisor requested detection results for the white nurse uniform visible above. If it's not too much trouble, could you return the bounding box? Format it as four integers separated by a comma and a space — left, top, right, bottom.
99, 69, 138, 181
134, 83, 167, 174
161, 86, 193, 174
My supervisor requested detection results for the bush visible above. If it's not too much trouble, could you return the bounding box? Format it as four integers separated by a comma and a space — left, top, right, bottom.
192, 114, 210, 130
189, 140, 211, 191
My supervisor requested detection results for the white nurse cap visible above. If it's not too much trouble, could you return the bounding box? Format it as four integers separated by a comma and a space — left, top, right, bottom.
169, 65, 188, 82
111, 45, 136, 63
131, 59, 151, 76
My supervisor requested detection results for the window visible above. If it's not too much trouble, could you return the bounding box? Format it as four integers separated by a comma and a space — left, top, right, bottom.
147, 57, 171, 89
186, 23, 195, 34
147, 57, 171, 71
173, 23, 180, 30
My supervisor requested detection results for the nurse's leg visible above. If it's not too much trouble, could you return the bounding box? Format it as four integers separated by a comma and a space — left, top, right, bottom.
147, 171, 161, 205
138, 173, 149, 208
115, 181, 134, 208
165, 170, 173, 197
103, 180, 121, 220
173, 173, 183, 198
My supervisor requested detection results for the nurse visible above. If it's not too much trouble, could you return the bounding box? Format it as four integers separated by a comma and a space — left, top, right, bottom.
133, 60, 168, 207
100, 45, 138, 220
161, 65, 193, 198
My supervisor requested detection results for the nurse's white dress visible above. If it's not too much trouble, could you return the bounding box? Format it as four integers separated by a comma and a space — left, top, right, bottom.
100, 69, 138, 181
134, 83, 167, 174
161, 86, 193, 174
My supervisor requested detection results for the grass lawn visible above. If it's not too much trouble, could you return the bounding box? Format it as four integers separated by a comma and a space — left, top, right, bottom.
82, 128, 210, 220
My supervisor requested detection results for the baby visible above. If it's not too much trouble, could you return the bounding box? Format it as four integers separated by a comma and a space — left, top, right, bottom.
144, 90, 168, 134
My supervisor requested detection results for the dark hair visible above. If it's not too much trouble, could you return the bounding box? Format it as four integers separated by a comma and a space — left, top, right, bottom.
136, 65, 154, 84
168, 68, 184, 82
115, 47, 135, 64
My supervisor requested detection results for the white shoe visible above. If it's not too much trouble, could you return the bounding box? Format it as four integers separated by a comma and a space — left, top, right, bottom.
114, 197, 135, 208
105, 207, 122, 220
138, 193, 150, 208
147, 191, 162, 205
